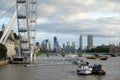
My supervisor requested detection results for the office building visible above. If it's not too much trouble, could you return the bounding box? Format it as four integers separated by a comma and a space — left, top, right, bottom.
87, 35, 93, 50
53, 36, 60, 53
79, 35, 83, 51
41, 39, 51, 52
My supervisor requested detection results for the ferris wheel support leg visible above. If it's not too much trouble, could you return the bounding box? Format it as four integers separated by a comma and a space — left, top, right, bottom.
30, 46, 36, 63
33, 54, 36, 61
0, 10, 17, 44
30, 50, 33, 63
30, 53, 36, 63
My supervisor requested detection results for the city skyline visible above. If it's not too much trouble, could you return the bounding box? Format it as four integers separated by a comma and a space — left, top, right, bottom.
0, 0, 120, 47
37, 35, 119, 50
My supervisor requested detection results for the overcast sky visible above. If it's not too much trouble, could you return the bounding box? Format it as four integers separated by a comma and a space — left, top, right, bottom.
0, 0, 120, 48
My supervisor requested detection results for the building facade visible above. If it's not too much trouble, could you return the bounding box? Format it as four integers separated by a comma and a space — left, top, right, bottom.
0, 24, 19, 57
79, 35, 83, 52
41, 39, 51, 52
53, 36, 61, 53
87, 35, 93, 50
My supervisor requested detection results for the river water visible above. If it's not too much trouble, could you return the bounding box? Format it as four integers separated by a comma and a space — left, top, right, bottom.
0, 54, 120, 80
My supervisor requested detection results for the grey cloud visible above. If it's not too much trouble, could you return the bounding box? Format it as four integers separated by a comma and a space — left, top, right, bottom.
36, 13, 120, 38
1, 0, 120, 39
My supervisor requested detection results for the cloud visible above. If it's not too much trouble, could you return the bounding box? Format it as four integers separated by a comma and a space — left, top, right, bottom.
1, 0, 120, 46
37, 13, 120, 38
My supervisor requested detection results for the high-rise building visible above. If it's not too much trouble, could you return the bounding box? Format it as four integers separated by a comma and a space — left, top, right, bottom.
53, 36, 60, 53
53, 36, 58, 46
87, 35, 93, 50
41, 39, 51, 52
67, 42, 70, 47
63, 43, 65, 49
79, 35, 83, 51
71, 42, 76, 53
72, 42, 76, 48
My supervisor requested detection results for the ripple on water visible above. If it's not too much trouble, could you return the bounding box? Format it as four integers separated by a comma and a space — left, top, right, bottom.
0, 54, 120, 80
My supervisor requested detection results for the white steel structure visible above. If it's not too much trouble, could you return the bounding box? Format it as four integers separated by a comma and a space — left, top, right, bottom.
0, 0, 37, 63
11, 0, 37, 63
0, 11, 17, 44
29, 0, 37, 62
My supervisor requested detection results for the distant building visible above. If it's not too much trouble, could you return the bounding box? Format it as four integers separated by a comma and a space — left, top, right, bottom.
72, 42, 76, 48
66, 42, 70, 51
79, 35, 83, 52
65, 42, 77, 53
67, 42, 70, 47
119, 43, 120, 52
0, 24, 19, 57
53, 36, 58, 46
63, 43, 65, 49
53, 36, 61, 53
61, 43, 65, 53
87, 35, 93, 50
71, 42, 77, 53
34, 42, 40, 54
41, 39, 51, 52
109, 44, 120, 53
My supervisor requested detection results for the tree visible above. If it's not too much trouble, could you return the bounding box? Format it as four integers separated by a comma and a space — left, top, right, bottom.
0, 43, 7, 60
86, 45, 109, 53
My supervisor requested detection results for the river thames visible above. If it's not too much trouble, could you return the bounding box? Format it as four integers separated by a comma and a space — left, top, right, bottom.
0, 54, 120, 80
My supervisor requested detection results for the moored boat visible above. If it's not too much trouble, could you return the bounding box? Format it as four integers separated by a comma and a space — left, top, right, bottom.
86, 54, 100, 59
86, 56, 98, 59
99, 56, 108, 60
92, 64, 106, 76
77, 62, 93, 75
87, 54, 108, 60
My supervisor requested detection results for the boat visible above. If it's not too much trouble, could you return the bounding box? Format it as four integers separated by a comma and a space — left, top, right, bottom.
92, 64, 106, 76
9, 57, 27, 64
86, 54, 100, 59
110, 54, 117, 57
104, 53, 117, 57
24, 64, 35, 67
87, 54, 108, 60
77, 62, 93, 75
72, 57, 81, 65
99, 56, 108, 60
86, 56, 98, 59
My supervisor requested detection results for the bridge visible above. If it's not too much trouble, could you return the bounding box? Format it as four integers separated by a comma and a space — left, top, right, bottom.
0, 0, 37, 63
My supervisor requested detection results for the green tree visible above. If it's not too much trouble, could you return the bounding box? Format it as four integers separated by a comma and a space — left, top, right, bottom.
0, 43, 7, 60
86, 45, 109, 53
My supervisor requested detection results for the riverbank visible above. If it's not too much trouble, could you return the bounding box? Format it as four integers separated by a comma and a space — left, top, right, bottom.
0, 60, 8, 66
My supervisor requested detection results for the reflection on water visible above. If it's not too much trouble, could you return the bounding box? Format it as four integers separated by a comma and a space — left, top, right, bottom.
0, 54, 120, 80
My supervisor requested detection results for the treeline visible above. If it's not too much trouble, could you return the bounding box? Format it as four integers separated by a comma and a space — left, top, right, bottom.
0, 43, 7, 60
86, 45, 109, 53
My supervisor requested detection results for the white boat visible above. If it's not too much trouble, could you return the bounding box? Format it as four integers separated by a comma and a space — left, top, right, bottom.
24, 64, 35, 67
72, 57, 81, 65
77, 63, 93, 75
